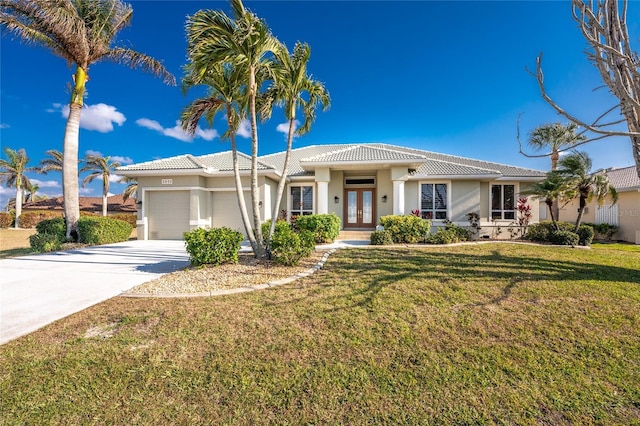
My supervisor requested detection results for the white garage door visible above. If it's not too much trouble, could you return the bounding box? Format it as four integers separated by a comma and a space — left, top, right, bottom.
212, 192, 253, 235
148, 191, 190, 240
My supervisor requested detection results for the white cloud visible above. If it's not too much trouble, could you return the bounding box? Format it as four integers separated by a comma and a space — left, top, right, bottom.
236, 119, 251, 138
30, 179, 60, 188
136, 118, 218, 142
51, 103, 126, 133
276, 120, 300, 135
107, 192, 115, 197
0, 187, 14, 196
85, 149, 103, 157
111, 155, 133, 165
78, 187, 94, 195
0, 123, 9, 129
109, 174, 123, 183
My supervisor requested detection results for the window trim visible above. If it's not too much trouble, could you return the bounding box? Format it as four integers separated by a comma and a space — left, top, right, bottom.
418, 181, 451, 221
288, 183, 315, 218
490, 182, 519, 221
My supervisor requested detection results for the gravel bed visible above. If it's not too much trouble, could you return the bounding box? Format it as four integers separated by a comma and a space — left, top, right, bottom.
126, 250, 331, 295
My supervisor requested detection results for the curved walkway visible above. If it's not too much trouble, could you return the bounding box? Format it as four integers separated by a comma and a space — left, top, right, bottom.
0, 240, 189, 345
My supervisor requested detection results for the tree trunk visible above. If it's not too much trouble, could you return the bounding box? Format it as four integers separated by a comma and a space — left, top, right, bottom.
63, 66, 86, 241
228, 109, 258, 253
14, 186, 22, 229
268, 116, 296, 249
102, 194, 107, 217
550, 148, 560, 221
574, 195, 587, 232
546, 199, 560, 231
248, 67, 265, 259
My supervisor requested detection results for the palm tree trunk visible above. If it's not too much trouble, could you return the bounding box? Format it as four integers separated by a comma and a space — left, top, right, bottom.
63, 66, 86, 241
268, 116, 295, 247
550, 148, 560, 221
574, 195, 587, 232
102, 194, 108, 216
546, 199, 559, 231
63, 104, 82, 241
248, 67, 265, 259
228, 110, 258, 252
14, 186, 22, 229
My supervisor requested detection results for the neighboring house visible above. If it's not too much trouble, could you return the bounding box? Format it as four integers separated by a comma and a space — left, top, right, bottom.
116, 143, 546, 240
558, 165, 640, 244
22, 194, 137, 215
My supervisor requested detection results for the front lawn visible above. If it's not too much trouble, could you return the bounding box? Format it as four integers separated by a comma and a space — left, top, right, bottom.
1, 244, 639, 424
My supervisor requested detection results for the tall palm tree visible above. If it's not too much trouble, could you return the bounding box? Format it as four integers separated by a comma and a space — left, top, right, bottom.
260, 42, 330, 242
520, 171, 566, 231
186, 0, 280, 258
39, 149, 64, 174
556, 151, 618, 231
181, 62, 260, 252
528, 123, 586, 171
0, 147, 37, 228
80, 155, 122, 216
25, 181, 40, 203
1, 0, 175, 240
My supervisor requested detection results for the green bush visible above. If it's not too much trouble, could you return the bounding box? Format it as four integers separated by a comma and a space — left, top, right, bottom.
269, 223, 315, 266
184, 227, 243, 266
29, 232, 62, 253
379, 215, 431, 244
261, 219, 292, 243
110, 213, 137, 227
425, 222, 473, 245
19, 210, 62, 228
0, 212, 12, 228
585, 222, 618, 241
77, 217, 133, 245
295, 213, 341, 243
551, 230, 580, 246
36, 218, 67, 242
370, 230, 393, 245
576, 225, 595, 246
526, 221, 573, 243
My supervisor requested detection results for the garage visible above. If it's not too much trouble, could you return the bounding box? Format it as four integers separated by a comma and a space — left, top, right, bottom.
147, 191, 190, 240
212, 191, 253, 235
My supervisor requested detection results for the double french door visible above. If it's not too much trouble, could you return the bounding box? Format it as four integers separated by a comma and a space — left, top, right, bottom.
344, 188, 375, 228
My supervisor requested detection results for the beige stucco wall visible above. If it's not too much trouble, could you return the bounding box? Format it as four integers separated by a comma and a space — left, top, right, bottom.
559, 191, 640, 243
327, 170, 344, 223
451, 181, 480, 223
404, 181, 418, 215
376, 169, 393, 220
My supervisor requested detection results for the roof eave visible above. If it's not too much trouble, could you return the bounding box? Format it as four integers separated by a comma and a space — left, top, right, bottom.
495, 176, 546, 182
410, 173, 503, 181
300, 159, 426, 171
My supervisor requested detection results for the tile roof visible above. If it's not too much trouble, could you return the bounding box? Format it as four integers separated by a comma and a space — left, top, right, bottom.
23, 194, 137, 213
118, 143, 545, 179
117, 151, 273, 172
605, 166, 640, 191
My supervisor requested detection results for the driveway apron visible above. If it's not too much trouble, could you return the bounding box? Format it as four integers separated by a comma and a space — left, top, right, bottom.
0, 240, 189, 345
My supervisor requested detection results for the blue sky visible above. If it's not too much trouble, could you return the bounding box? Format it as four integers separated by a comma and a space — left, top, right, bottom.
0, 0, 636, 206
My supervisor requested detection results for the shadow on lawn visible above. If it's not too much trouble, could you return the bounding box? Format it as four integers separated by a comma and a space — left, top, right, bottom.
317, 246, 640, 311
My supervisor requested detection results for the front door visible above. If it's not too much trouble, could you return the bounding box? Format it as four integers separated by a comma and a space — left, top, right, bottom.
344, 188, 375, 228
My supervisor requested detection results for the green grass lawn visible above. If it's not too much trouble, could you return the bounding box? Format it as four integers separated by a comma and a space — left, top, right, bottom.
1, 244, 639, 424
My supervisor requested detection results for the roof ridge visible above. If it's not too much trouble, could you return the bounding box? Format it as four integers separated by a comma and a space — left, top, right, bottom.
117, 153, 190, 169
186, 154, 209, 169
300, 145, 361, 161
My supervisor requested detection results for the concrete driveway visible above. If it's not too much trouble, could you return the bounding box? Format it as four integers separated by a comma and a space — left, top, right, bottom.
0, 240, 189, 345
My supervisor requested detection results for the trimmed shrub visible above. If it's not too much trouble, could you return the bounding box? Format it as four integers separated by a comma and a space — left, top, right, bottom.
29, 232, 62, 253
576, 225, 595, 246
526, 221, 573, 243
550, 230, 580, 246
379, 215, 431, 244
585, 222, 618, 241
184, 227, 243, 266
110, 213, 137, 227
269, 223, 315, 266
425, 222, 473, 245
262, 219, 292, 243
0, 212, 12, 228
19, 210, 62, 228
36, 218, 67, 242
77, 217, 133, 245
370, 230, 393, 245
295, 213, 341, 243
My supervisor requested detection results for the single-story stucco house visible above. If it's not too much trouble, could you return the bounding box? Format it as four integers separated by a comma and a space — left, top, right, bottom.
116, 143, 546, 240
558, 165, 640, 244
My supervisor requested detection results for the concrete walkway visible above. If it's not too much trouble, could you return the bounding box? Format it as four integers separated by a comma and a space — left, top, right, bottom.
0, 240, 189, 345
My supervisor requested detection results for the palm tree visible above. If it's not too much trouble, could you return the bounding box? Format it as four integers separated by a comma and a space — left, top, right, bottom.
528, 122, 586, 171
556, 151, 618, 231
39, 149, 64, 174
260, 42, 330, 243
80, 155, 122, 216
0, 147, 37, 228
25, 181, 40, 203
185, 0, 280, 258
181, 62, 260, 252
520, 171, 566, 231
119, 177, 138, 202
1, 0, 175, 240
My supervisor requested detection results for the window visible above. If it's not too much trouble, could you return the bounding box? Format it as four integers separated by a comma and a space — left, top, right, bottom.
420, 183, 447, 220
491, 184, 515, 220
290, 185, 313, 216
